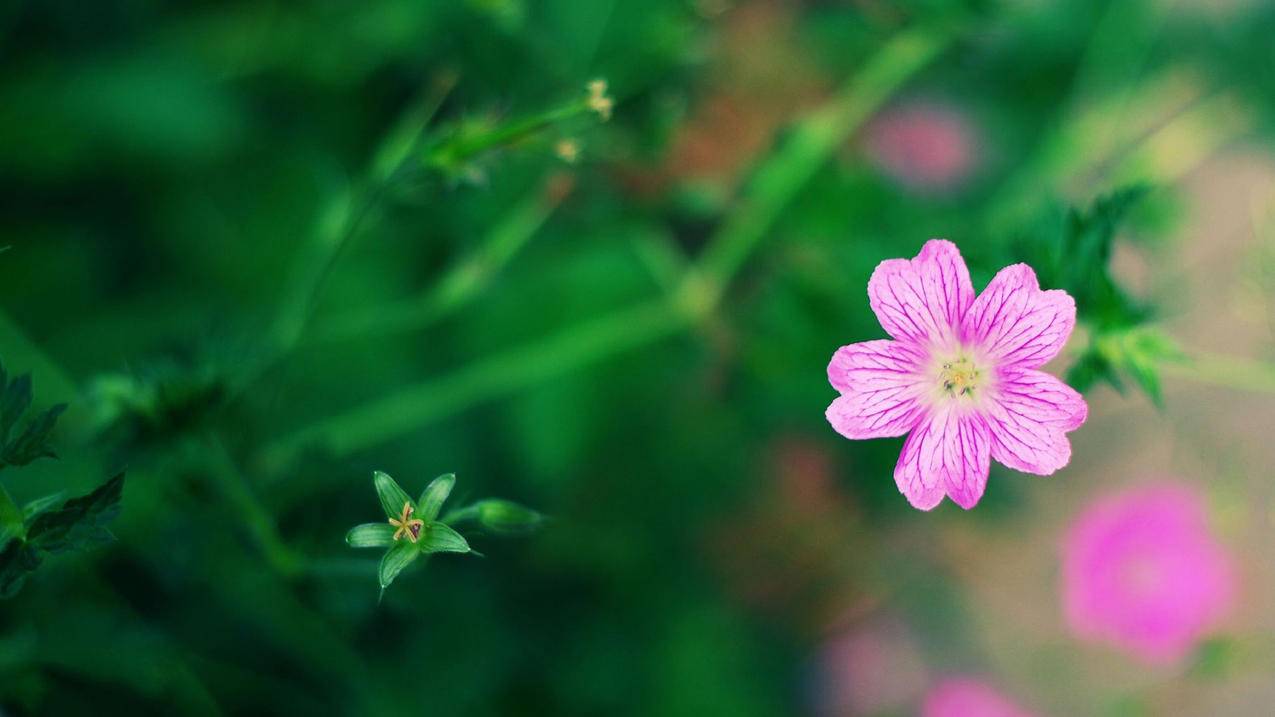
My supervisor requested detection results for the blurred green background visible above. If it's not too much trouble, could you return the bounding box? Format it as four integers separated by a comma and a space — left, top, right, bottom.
3, 0, 1275, 714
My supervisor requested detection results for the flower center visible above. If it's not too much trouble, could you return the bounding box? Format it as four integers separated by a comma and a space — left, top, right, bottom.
938, 356, 981, 398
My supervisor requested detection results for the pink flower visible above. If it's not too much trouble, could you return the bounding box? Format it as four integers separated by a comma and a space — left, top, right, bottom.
865, 101, 979, 192
921, 677, 1038, 717
825, 240, 1087, 510
1062, 483, 1236, 664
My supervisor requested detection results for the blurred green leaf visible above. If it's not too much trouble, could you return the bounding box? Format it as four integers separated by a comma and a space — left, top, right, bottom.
22, 492, 65, 521
27, 473, 125, 554
0, 540, 41, 599
1015, 186, 1150, 329
1189, 636, 1237, 679
456, 498, 545, 535
1068, 326, 1185, 406
0, 487, 24, 541
1, 404, 66, 468
0, 368, 32, 443
373, 470, 414, 520
0, 474, 124, 599
346, 523, 396, 548
417, 473, 455, 521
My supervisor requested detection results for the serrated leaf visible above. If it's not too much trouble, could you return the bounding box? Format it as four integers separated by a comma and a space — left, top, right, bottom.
419, 523, 471, 555
1015, 187, 1150, 331
417, 473, 455, 522
378, 539, 419, 590
373, 470, 413, 521
346, 523, 395, 548
27, 473, 125, 554
0, 373, 32, 445
1, 403, 66, 468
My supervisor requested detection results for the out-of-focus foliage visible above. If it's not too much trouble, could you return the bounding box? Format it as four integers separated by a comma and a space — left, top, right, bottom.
0, 360, 124, 598
1, 0, 1274, 714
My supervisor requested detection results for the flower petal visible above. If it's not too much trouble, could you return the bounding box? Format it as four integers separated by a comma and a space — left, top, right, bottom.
346, 523, 396, 548
373, 470, 413, 520
826, 340, 927, 439
893, 408, 990, 510
867, 239, 974, 345
983, 371, 1084, 475
418, 473, 456, 522
961, 264, 1075, 369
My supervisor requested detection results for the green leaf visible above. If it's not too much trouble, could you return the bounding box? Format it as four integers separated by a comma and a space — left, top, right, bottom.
1014, 187, 1150, 330
373, 470, 413, 521
346, 523, 395, 548
0, 486, 24, 541
417, 473, 455, 521
378, 539, 419, 590
1, 403, 66, 467
473, 499, 545, 535
1082, 326, 1185, 406
27, 473, 125, 554
22, 492, 64, 520
0, 539, 41, 599
0, 372, 32, 445
419, 523, 471, 555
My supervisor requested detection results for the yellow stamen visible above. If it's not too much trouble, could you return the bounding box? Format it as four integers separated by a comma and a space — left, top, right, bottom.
587, 80, 613, 121
388, 501, 425, 543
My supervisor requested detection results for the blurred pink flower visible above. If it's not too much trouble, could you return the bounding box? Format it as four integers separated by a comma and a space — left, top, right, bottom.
921, 677, 1038, 717
815, 619, 928, 716
826, 240, 1087, 510
1062, 483, 1237, 664
865, 101, 979, 192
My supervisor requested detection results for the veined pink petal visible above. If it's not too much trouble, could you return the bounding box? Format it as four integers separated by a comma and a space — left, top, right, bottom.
826, 340, 927, 439
962, 264, 1075, 369
982, 370, 1082, 475
894, 407, 990, 510
995, 369, 1088, 431
868, 240, 974, 345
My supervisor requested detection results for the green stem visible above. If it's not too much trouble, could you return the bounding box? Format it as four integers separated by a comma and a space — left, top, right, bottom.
263, 299, 689, 471
1162, 351, 1275, 394
312, 172, 575, 344
695, 23, 953, 306
203, 437, 305, 577
425, 100, 592, 171
259, 25, 956, 470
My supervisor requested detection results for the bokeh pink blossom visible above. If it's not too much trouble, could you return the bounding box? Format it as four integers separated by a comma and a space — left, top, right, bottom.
1062, 482, 1237, 664
864, 100, 980, 193
921, 677, 1038, 717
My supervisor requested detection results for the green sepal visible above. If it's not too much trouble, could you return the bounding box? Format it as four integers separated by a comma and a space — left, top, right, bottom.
378, 539, 419, 590
346, 523, 396, 548
419, 523, 471, 555
373, 471, 413, 520
417, 473, 455, 522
